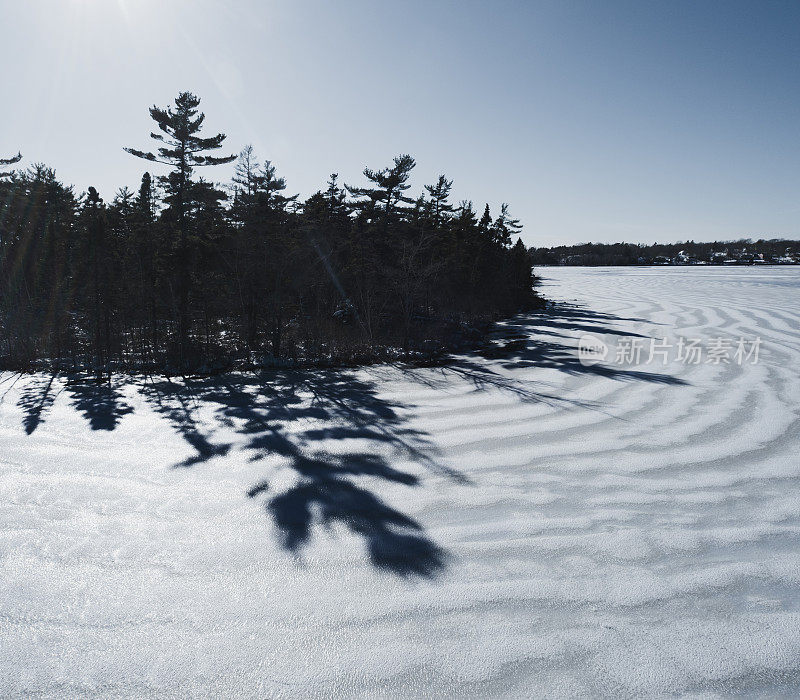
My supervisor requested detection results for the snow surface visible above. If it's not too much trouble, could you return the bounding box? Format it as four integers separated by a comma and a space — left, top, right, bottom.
2, 266, 800, 697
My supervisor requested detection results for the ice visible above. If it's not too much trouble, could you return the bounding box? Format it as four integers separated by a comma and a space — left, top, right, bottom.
2, 266, 800, 697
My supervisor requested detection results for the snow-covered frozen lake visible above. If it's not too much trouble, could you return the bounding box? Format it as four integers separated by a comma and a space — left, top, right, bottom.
2, 266, 800, 697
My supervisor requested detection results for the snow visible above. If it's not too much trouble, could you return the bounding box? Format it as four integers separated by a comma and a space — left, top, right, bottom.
2, 266, 800, 697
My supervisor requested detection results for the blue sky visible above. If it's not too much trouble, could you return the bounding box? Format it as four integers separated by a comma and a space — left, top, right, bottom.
3, 0, 799, 246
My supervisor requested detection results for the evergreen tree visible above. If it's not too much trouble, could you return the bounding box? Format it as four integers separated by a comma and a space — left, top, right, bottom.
348, 154, 416, 232
0, 165, 77, 365
478, 204, 492, 235
1, 103, 541, 372
0, 152, 21, 178
130, 171, 161, 353
508, 237, 535, 308
137, 172, 156, 220
491, 203, 521, 247
231, 144, 260, 200
324, 173, 348, 217
424, 175, 454, 229
125, 91, 235, 363
82, 187, 111, 377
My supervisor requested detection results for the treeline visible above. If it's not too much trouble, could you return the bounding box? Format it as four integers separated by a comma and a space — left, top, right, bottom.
0, 92, 538, 374
531, 239, 800, 266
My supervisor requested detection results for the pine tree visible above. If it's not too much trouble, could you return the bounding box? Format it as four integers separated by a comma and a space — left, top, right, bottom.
1, 132, 541, 370
83, 187, 110, 377
491, 203, 521, 247
231, 145, 260, 201
133, 172, 160, 352
229, 148, 260, 348
257, 160, 296, 357
113, 187, 135, 217
137, 172, 156, 220
424, 175, 453, 230
0, 165, 77, 365
508, 237, 534, 309
228, 147, 297, 353
348, 154, 416, 232
0, 152, 21, 178
324, 173, 348, 217
478, 204, 492, 235
125, 91, 235, 364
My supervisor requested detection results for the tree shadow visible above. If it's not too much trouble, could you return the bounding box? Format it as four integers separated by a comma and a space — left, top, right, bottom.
267, 454, 445, 577
467, 303, 688, 386
498, 340, 687, 384
141, 377, 232, 467
129, 303, 683, 575
386, 361, 610, 413
530, 302, 663, 327
138, 370, 456, 577
17, 373, 60, 434
13, 303, 686, 577
62, 376, 134, 431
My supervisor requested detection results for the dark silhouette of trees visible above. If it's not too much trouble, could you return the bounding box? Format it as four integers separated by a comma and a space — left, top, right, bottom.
530, 239, 800, 266
0, 164, 77, 366
0, 94, 540, 373
125, 91, 236, 363
83, 187, 111, 377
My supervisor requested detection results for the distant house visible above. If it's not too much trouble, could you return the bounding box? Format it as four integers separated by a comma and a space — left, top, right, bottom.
560, 254, 584, 265
710, 251, 728, 264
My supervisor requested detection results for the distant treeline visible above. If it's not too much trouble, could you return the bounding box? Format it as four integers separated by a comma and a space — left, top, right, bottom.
530, 239, 800, 266
0, 92, 538, 374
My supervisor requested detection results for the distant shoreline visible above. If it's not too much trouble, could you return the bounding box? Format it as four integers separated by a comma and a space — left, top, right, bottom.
530, 239, 800, 267
536, 262, 800, 267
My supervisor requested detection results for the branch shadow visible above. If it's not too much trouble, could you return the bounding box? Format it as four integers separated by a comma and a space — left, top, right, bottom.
138, 370, 457, 577
468, 303, 688, 386
267, 456, 445, 577
17, 373, 60, 434
141, 377, 232, 467
62, 376, 134, 431
129, 302, 680, 578
15, 302, 686, 578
